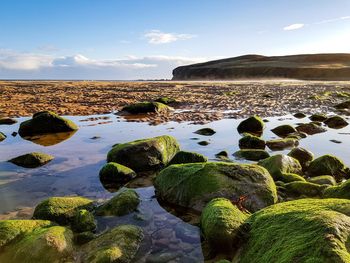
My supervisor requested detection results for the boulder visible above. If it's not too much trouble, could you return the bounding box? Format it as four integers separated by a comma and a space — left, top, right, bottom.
194, 128, 216, 136
107, 135, 179, 172
168, 150, 208, 165
33, 196, 94, 225
266, 138, 298, 151
284, 181, 324, 197
237, 116, 264, 136
307, 175, 336, 186
81, 225, 144, 263
0, 132, 6, 141
233, 149, 270, 161
323, 179, 350, 199
287, 147, 314, 170
296, 123, 327, 135
278, 173, 306, 183
9, 152, 54, 168
235, 199, 350, 263
324, 115, 349, 129
309, 113, 327, 122
96, 189, 140, 216
215, 150, 229, 159
121, 102, 171, 114
71, 209, 96, 233
155, 162, 277, 213
271, 125, 297, 137
18, 111, 78, 137
200, 198, 249, 251
99, 162, 136, 189
238, 134, 265, 149
0, 118, 17, 125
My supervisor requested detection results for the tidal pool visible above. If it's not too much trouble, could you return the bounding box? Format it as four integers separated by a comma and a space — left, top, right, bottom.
0, 113, 349, 262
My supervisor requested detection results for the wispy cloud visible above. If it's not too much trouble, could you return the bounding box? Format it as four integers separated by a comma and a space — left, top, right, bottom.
144, 30, 196, 44
283, 23, 305, 31
314, 15, 350, 25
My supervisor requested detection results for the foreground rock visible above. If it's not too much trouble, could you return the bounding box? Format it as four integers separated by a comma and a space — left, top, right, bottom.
234, 199, 350, 263
18, 111, 78, 137
308, 175, 336, 186
239, 134, 265, 149
323, 179, 350, 199
234, 149, 269, 161
168, 150, 208, 165
287, 147, 314, 170
284, 181, 324, 197
9, 152, 54, 168
237, 116, 264, 136
99, 162, 136, 190
266, 138, 298, 151
121, 101, 171, 114
200, 198, 249, 251
107, 135, 179, 172
155, 162, 277, 213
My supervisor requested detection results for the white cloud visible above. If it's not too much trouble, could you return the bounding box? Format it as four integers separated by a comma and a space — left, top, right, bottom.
283, 23, 305, 31
314, 15, 350, 25
144, 30, 196, 44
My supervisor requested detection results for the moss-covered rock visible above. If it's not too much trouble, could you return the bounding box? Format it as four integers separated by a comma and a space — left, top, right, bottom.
0, 118, 17, 125
154, 97, 177, 105
306, 154, 350, 182
266, 138, 298, 151
18, 111, 78, 137
323, 179, 350, 199
155, 162, 277, 213
168, 150, 208, 165
296, 122, 327, 135
107, 135, 180, 172
71, 209, 96, 233
99, 162, 136, 189
238, 134, 265, 149
293, 112, 306, 118
74, 231, 95, 245
287, 147, 314, 170
215, 151, 229, 159
308, 175, 336, 186
258, 154, 302, 180
324, 115, 349, 129
237, 116, 264, 136
81, 225, 143, 263
271, 125, 297, 137
0, 132, 6, 141
33, 196, 94, 225
335, 100, 350, 109
233, 149, 270, 161
279, 173, 306, 183
200, 198, 249, 251
121, 101, 171, 114
284, 181, 324, 197
194, 127, 216, 136
9, 152, 54, 168
309, 113, 327, 122
96, 189, 140, 216
234, 198, 350, 263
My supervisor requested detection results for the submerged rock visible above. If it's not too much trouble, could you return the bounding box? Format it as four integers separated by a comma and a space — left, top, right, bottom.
266, 138, 298, 151
81, 225, 144, 263
200, 198, 249, 251
194, 127, 216, 136
9, 152, 54, 168
237, 116, 264, 136
121, 101, 171, 114
155, 162, 277, 213
0, 118, 17, 125
168, 150, 208, 165
324, 115, 349, 129
96, 189, 140, 216
99, 162, 136, 190
235, 199, 350, 263
0, 132, 6, 141
308, 175, 336, 186
107, 135, 180, 172
239, 134, 265, 149
296, 123, 327, 135
287, 147, 314, 170
271, 125, 297, 137
234, 149, 270, 161
18, 111, 78, 137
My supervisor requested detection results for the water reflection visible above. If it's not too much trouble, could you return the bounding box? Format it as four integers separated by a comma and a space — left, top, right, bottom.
20, 131, 77, 146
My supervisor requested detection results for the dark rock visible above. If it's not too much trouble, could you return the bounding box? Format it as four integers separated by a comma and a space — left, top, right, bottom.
324, 115, 348, 129
296, 123, 327, 135
237, 116, 264, 136
9, 152, 54, 168
122, 102, 171, 114
0, 118, 17, 125
168, 151, 208, 165
194, 128, 216, 136
271, 125, 297, 137
234, 149, 270, 161
239, 134, 265, 149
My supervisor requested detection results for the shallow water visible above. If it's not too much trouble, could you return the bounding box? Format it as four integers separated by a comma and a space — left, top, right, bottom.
1, 113, 350, 262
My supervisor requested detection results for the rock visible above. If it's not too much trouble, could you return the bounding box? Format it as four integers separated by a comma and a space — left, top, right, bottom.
200, 198, 249, 251
96, 189, 140, 216
146, 252, 181, 263
81, 225, 143, 263
74, 231, 96, 245
235, 199, 350, 263
335, 100, 350, 109
284, 181, 324, 197
308, 175, 336, 186
234, 149, 270, 161
154, 162, 277, 213
258, 154, 302, 180
237, 116, 264, 136
323, 179, 350, 199
287, 147, 314, 170
194, 128, 216, 136
266, 138, 298, 151
324, 115, 349, 129
0, 118, 17, 125
278, 173, 306, 183
296, 123, 327, 135
8, 152, 54, 168
330, 139, 342, 144
0, 132, 6, 141
154, 97, 177, 105
33, 196, 94, 225
306, 154, 350, 181
122, 102, 171, 114
271, 125, 297, 137
309, 113, 327, 122
239, 134, 265, 149
215, 151, 229, 159
71, 209, 96, 233
18, 111, 78, 137
168, 150, 208, 165
293, 112, 306, 118
99, 162, 136, 189
198, 140, 210, 146
107, 135, 180, 172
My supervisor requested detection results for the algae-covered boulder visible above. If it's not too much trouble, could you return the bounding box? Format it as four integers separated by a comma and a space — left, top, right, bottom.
107, 135, 180, 172
200, 198, 249, 251
33, 196, 94, 225
278, 173, 306, 183
71, 209, 96, 233
324, 115, 349, 129
99, 162, 136, 189
266, 138, 298, 151
234, 198, 350, 263
155, 162, 277, 213
237, 116, 264, 136
238, 134, 265, 149
9, 152, 54, 168
168, 150, 208, 165
306, 154, 350, 181
0, 132, 6, 141
309, 113, 327, 122
287, 147, 314, 170
323, 179, 350, 199
284, 181, 324, 197
121, 101, 171, 114
233, 149, 269, 161
258, 154, 302, 180
81, 225, 144, 263
296, 122, 327, 135
271, 125, 297, 137
308, 175, 336, 186
18, 111, 78, 137
194, 127, 216, 136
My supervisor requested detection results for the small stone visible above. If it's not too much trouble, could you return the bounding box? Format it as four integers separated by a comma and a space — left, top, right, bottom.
198, 141, 210, 146
194, 128, 216, 136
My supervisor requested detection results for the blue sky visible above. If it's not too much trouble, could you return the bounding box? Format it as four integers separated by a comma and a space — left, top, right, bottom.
0, 0, 350, 79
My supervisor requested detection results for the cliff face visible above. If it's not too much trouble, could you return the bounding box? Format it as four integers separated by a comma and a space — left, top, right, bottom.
172, 54, 350, 80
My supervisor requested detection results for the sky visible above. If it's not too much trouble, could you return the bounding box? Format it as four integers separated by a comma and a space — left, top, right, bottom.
0, 0, 350, 79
